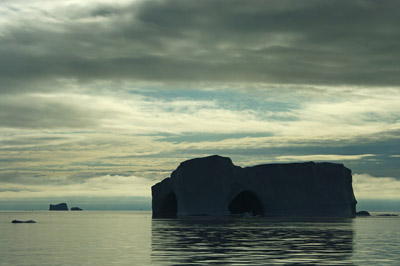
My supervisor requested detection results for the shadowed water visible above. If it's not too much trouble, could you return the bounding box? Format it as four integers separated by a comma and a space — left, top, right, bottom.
152, 218, 354, 265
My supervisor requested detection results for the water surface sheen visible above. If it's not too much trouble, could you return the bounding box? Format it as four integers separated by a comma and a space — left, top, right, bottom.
1, 211, 399, 265
0, 211, 151, 266
152, 217, 354, 265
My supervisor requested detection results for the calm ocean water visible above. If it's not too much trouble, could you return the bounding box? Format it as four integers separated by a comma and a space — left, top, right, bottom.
1, 211, 399, 265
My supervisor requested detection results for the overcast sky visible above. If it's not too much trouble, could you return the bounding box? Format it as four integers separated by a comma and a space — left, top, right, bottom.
1, 0, 399, 210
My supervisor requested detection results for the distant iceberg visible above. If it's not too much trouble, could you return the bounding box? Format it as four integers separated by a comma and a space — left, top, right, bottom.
12, 220, 36, 223
49, 203, 68, 211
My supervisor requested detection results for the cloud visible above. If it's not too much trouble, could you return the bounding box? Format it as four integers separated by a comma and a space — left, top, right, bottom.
0, 174, 154, 199
1, 0, 399, 205
1, 87, 399, 187
1, 0, 400, 93
353, 173, 400, 200
0, 93, 103, 129
274, 154, 376, 162
2, 86, 399, 137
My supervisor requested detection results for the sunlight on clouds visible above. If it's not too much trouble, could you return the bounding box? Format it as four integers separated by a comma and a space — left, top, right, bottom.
1, 86, 399, 195
116, 87, 399, 140
0, 174, 153, 199
353, 173, 400, 200
2, 86, 399, 140
285, 94, 400, 138
274, 154, 376, 162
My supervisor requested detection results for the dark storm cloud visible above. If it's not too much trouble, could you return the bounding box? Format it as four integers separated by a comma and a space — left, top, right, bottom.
1, 0, 400, 93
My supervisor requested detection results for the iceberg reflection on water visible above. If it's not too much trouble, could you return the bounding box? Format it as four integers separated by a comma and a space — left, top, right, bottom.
151, 217, 354, 265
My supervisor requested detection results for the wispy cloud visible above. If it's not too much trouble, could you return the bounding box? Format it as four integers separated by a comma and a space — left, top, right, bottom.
2, 87, 399, 136
1, 88, 399, 184
0, 174, 153, 199
353, 173, 400, 200
274, 154, 376, 162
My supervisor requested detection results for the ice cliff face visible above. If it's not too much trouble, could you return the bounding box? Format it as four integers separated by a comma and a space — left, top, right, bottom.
152, 155, 357, 218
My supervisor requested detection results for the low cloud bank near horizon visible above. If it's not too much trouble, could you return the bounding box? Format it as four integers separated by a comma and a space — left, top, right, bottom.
2, 171, 400, 211
353, 173, 400, 200
0, 174, 154, 199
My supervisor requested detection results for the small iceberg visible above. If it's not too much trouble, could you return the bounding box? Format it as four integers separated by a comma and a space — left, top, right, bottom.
376, 214, 398, 217
12, 220, 37, 223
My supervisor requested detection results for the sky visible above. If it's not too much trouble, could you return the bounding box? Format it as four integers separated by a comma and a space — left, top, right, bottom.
0, 0, 399, 210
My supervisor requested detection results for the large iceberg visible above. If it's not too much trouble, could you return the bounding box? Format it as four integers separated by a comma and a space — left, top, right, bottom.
152, 155, 357, 218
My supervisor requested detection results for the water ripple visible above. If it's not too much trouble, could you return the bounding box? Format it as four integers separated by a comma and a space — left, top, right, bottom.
151, 218, 355, 265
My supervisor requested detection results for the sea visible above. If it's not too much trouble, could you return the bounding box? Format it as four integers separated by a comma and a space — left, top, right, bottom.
1, 211, 399, 266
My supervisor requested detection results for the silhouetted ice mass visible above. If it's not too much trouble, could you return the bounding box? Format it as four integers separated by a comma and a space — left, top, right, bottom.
11, 220, 37, 223
356, 211, 370, 216
71, 207, 82, 211
152, 155, 357, 218
49, 203, 68, 211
